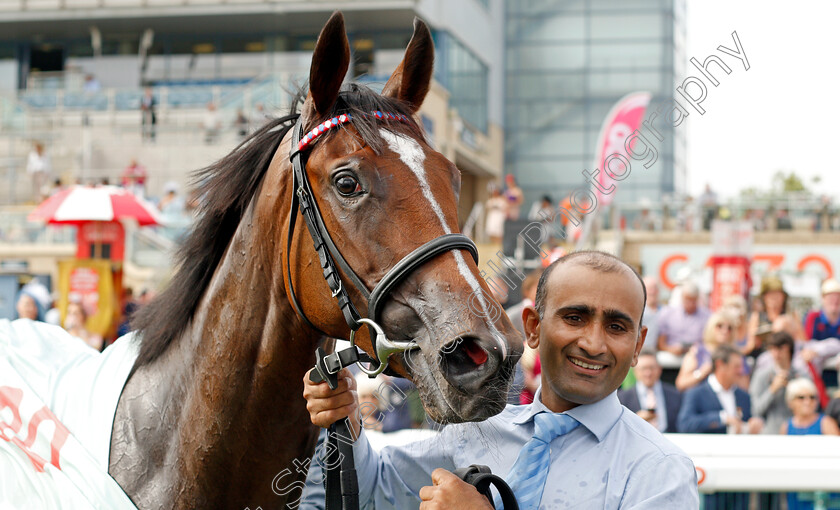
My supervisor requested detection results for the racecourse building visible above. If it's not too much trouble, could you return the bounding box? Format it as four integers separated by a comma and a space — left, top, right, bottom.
505, 0, 687, 206
0, 0, 505, 229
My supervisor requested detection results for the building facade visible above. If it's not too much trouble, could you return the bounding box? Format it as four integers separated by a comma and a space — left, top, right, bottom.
0, 0, 504, 224
505, 0, 687, 208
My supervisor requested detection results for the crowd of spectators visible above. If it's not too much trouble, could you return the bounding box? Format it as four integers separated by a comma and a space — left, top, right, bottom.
484, 183, 839, 247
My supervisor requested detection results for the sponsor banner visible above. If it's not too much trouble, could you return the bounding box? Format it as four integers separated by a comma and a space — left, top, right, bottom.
641, 244, 837, 295
594, 91, 652, 206
58, 260, 115, 337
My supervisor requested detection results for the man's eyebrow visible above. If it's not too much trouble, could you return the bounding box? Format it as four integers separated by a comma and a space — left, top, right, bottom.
603, 309, 635, 325
555, 305, 594, 316
555, 305, 635, 325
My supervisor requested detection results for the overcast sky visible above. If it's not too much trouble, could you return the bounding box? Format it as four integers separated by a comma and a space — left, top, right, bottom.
684, 0, 839, 198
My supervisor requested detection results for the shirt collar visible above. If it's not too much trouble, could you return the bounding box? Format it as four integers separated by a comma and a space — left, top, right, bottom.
511, 387, 622, 443
707, 374, 731, 394
636, 380, 661, 398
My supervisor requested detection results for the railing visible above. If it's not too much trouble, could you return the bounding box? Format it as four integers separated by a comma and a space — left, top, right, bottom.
0, 208, 76, 244
125, 224, 177, 268
20, 83, 250, 112
0, 205, 191, 273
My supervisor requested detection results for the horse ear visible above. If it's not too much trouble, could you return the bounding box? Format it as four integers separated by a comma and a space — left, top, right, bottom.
381, 17, 434, 112
307, 11, 350, 117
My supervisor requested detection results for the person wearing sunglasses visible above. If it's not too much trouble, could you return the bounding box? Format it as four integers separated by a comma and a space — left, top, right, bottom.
781, 378, 840, 436
675, 310, 745, 392
781, 378, 840, 510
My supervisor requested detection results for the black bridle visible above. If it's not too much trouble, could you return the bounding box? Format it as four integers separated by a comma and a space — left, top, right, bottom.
284, 113, 479, 375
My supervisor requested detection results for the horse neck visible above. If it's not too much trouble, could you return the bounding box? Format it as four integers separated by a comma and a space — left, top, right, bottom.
141, 195, 323, 506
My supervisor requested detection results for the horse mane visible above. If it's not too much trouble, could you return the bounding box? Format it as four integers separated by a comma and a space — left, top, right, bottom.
131, 83, 423, 367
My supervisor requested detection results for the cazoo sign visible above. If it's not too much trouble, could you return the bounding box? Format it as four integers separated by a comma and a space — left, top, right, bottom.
641, 245, 837, 289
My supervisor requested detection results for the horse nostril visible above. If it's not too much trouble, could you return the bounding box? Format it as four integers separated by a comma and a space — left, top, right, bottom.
463, 339, 488, 365
439, 336, 497, 393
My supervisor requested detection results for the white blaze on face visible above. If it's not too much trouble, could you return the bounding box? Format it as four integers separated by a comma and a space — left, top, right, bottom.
380, 129, 507, 357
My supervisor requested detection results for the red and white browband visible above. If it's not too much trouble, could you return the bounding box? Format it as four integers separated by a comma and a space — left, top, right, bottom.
297, 111, 411, 152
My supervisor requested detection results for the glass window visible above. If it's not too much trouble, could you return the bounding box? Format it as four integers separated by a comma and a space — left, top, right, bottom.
509, 14, 586, 43
506, 0, 587, 16
513, 160, 589, 188
222, 36, 267, 53
508, 72, 586, 100
435, 31, 489, 133
589, 14, 663, 40
518, 128, 587, 158
587, 70, 663, 96
589, 0, 667, 10
170, 38, 216, 55
509, 42, 586, 71
589, 42, 663, 69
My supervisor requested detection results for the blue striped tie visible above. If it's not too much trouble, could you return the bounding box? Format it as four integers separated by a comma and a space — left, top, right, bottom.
496, 412, 580, 510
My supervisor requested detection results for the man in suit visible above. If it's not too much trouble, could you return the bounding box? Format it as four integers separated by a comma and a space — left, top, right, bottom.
678, 344, 763, 434
618, 353, 682, 432
678, 344, 763, 510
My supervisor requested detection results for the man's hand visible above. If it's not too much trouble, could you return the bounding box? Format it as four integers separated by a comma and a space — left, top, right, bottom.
302, 368, 361, 438
746, 416, 764, 435
723, 414, 743, 434
800, 348, 817, 363
637, 409, 657, 424
419, 469, 494, 510
770, 371, 790, 393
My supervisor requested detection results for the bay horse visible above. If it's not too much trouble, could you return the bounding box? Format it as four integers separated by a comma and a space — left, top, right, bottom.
108, 12, 522, 510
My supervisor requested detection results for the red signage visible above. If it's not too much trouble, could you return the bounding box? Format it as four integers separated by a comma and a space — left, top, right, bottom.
75, 221, 125, 261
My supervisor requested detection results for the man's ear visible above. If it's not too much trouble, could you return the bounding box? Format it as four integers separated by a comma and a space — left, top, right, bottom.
523, 306, 541, 350
631, 325, 648, 367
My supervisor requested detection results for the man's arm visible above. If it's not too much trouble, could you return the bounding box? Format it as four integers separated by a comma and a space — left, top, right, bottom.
303, 368, 456, 509
749, 368, 780, 419
676, 388, 725, 433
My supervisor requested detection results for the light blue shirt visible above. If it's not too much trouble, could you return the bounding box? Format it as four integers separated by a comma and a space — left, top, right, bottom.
304, 389, 698, 509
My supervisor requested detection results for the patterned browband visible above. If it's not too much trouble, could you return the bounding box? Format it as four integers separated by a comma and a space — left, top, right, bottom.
296, 111, 411, 152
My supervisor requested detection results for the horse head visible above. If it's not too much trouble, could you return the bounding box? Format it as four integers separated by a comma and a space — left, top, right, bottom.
281, 12, 523, 423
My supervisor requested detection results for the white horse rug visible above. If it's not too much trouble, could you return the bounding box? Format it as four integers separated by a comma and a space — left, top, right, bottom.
0, 319, 138, 509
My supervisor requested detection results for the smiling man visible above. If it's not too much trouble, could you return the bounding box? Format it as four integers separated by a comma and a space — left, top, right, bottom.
303, 251, 698, 509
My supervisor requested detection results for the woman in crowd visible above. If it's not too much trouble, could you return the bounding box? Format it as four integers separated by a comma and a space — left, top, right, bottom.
722, 294, 750, 350
745, 276, 805, 360
63, 301, 104, 351
675, 310, 746, 391
782, 378, 840, 510
484, 185, 507, 245
15, 288, 44, 322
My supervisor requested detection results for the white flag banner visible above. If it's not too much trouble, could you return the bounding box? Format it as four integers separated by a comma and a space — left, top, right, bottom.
0, 319, 138, 509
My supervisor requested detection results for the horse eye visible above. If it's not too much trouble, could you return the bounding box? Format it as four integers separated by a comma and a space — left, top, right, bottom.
334, 175, 362, 196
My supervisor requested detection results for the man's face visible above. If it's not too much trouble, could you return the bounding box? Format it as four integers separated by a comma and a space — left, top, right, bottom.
715, 354, 743, 389
822, 292, 840, 316
682, 293, 698, 314
523, 263, 646, 413
763, 290, 785, 313
634, 355, 661, 388
16, 295, 38, 320
768, 344, 790, 368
